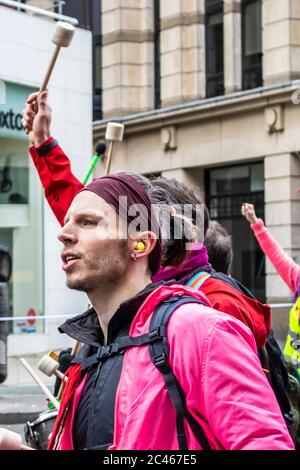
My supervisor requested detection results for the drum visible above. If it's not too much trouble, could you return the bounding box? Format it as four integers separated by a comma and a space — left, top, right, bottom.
24, 409, 58, 450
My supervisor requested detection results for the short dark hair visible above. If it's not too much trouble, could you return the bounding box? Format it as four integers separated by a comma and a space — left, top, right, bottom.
205, 221, 233, 275
124, 173, 210, 267
150, 177, 210, 267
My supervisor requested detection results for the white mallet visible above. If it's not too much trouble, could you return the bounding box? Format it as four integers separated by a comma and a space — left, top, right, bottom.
39, 21, 75, 95
104, 122, 125, 175
28, 21, 75, 117
0, 428, 33, 450
37, 354, 68, 383
19, 358, 60, 411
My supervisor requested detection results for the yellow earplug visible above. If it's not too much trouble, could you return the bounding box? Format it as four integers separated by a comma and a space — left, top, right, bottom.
135, 242, 145, 251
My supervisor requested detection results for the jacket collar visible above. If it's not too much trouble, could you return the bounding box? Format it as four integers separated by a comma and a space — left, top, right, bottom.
58, 281, 172, 348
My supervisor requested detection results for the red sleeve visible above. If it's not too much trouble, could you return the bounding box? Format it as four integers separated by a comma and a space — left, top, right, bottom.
29, 137, 84, 226
200, 278, 271, 348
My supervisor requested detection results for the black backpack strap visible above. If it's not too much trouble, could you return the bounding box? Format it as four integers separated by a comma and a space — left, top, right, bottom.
76, 333, 153, 370
149, 295, 211, 451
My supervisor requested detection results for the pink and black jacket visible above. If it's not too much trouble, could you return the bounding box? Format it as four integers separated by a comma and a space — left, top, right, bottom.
48, 283, 293, 450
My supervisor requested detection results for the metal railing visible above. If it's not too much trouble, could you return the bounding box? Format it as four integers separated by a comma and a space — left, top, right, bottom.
0, 0, 78, 25
0, 303, 294, 323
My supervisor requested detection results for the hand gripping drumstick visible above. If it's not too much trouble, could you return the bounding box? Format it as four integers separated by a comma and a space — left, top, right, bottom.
20, 358, 60, 411
0, 429, 33, 450
37, 354, 68, 383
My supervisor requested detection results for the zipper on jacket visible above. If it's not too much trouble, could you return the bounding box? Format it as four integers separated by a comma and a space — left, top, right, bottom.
93, 361, 103, 388
85, 361, 104, 449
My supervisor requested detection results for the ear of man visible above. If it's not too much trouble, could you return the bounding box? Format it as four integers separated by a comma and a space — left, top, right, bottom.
131, 232, 157, 260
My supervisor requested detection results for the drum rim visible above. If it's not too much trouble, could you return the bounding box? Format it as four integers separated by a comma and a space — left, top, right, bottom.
26, 408, 58, 426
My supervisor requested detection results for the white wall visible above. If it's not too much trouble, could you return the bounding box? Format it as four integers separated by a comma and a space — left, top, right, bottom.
0, 6, 93, 355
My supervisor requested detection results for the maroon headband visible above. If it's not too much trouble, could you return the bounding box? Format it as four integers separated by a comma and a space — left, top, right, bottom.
80, 173, 162, 275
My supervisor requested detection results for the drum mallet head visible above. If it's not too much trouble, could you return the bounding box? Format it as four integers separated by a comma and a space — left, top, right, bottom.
37, 354, 67, 381
37, 22, 75, 99
52, 21, 75, 48
105, 122, 125, 143
104, 122, 125, 175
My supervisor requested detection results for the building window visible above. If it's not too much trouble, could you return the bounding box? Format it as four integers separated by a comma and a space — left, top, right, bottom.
61, 0, 102, 120
242, 0, 262, 90
90, 1, 102, 121
60, 0, 90, 28
205, 162, 265, 301
205, 0, 224, 98
93, 37, 102, 121
154, 0, 161, 109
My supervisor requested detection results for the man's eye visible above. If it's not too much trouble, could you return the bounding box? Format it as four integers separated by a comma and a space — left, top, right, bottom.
82, 220, 97, 227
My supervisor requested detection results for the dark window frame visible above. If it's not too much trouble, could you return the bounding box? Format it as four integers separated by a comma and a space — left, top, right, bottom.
241, 0, 263, 90
205, 161, 265, 301
205, 0, 224, 98
60, 0, 102, 120
154, 0, 161, 109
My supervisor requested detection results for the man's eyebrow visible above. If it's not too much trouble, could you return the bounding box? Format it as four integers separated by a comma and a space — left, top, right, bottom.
63, 211, 104, 225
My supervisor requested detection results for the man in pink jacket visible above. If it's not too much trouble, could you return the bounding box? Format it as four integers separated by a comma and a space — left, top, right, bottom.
18, 92, 293, 450
42, 171, 293, 450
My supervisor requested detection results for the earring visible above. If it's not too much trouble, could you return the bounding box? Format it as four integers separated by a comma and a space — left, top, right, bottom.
132, 252, 137, 261
135, 242, 145, 251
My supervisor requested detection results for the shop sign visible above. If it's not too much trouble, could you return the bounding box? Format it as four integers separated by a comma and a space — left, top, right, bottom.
0, 81, 36, 140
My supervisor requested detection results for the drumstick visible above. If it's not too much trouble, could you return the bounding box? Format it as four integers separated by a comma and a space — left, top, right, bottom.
20, 358, 60, 411
26, 21, 75, 119
40, 22, 75, 93
39, 22, 75, 97
37, 354, 68, 382
104, 122, 125, 175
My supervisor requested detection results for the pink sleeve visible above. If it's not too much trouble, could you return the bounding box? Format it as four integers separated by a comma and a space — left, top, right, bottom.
202, 316, 294, 450
251, 219, 300, 294
168, 306, 294, 450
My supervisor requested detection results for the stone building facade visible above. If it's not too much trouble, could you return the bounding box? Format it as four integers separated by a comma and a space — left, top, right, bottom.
93, 0, 300, 340
20, 0, 300, 340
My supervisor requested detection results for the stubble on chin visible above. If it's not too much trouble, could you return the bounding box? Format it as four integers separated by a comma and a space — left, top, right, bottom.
66, 277, 94, 292
65, 240, 130, 293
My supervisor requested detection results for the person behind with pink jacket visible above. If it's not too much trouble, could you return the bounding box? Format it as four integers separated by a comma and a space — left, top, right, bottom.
241, 203, 300, 379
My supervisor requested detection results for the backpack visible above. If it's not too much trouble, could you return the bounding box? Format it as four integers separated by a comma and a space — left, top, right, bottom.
186, 270, 300, 447
78, 294, 210, 450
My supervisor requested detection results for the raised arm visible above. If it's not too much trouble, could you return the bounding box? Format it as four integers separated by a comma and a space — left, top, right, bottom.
22, 92, 84, 226
241, 203, 300, 294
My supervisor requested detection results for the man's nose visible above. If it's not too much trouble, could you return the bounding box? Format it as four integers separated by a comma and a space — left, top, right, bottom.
57, 225, 78, 245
